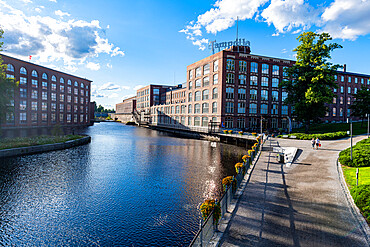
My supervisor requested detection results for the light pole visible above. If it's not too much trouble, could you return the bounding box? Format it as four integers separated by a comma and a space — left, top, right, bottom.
347, 118, 353, 161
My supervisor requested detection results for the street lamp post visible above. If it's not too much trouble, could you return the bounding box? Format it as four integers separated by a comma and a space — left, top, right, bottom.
347, 118, 353, 161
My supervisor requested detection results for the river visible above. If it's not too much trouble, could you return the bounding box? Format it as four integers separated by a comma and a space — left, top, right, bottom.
0, 122, 247, 246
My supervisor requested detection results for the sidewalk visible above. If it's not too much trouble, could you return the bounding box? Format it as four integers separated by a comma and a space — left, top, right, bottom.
220, 136, 369, 247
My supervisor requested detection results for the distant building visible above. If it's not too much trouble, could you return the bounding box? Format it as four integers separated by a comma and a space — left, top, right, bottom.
1, 54, 93, 132
115, 96, 137, 123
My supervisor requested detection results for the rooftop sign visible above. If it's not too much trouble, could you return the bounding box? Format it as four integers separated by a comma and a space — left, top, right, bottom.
209, 38, 250, 53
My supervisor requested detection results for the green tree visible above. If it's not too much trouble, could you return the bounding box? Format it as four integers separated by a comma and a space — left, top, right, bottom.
280, 32, 342, 133
0, 29, 18, 131
350, 86, 370, 126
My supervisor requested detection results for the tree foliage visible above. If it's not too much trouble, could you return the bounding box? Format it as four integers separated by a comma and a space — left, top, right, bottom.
350, 86, 370, 119
280, 32, 342, 133
0, 29, 18, 126
94, 104, 115, 113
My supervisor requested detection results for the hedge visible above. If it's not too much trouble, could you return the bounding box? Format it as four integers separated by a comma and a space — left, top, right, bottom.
339, 138, 370, 167
278, 131, 348, 140
351, 185, 370, 222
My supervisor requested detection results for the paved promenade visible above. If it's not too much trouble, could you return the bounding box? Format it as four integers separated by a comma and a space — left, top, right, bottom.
220, 135, 370, 247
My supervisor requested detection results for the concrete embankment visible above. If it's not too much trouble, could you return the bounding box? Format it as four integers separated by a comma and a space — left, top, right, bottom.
0, 136, 91, 158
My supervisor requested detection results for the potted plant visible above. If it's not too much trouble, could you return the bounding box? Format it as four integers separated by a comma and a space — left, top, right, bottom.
238, 131, 243, 136
235, 162, 245, 175
200, 199, 221, 224
228, 130, 233, 134
242, 155, 251, 163
252, 132, 257, 137
222, 176, 237, 192
223, 130, 228, 134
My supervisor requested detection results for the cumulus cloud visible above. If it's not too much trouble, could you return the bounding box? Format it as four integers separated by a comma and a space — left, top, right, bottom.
91, 89, 106, 98
55, 10, 70, 17
86, 62, 101, 71
99, 82, 121, 91
49, 0, 57, 2
0, 0, 124, 71
106, 63, 112, 69
181, 0, 370, 49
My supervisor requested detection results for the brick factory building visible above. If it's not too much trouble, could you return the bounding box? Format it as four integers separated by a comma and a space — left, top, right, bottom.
1, 54, 93, 133
118, 44, 370, 132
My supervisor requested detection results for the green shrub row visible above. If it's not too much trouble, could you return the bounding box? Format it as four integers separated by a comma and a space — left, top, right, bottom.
277, 131, 348, 140
351, 185, 370, 222
339, 138, 370, 167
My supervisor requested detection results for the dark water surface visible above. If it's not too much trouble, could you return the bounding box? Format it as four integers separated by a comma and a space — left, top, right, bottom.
0, 122, 247, 246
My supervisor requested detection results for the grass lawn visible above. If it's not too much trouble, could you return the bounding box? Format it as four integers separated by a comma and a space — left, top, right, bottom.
342, 166, 370, 189
294, 121, 369, 135
0, 135, 85, 150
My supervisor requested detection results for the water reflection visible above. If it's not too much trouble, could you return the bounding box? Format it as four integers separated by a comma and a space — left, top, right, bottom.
0, 122, 247, 246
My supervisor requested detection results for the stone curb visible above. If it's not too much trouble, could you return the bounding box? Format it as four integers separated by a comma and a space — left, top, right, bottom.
0, 136, 91, 158
208, 138, 266, 247
336, 159, 370, 245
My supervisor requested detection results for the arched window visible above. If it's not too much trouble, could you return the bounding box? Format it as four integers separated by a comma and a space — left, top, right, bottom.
188, 92, 192, 102
67, 79, 72, 85
60, 77, 65, 84
81, 83, 84, 88
7, 64, 14, 72
20, 67, 27, 75
74, 81, 78, 87
51, 75, 57, 81
42, 73, 48, 80
202, 89, 209, 100
32, 70, 38, 77
202, 103, 209, 113
194, 91, 201, 101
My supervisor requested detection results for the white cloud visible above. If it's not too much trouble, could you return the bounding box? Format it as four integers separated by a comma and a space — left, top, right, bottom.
122, 94, 136, 101
99, 82, 121, 91
133, 85, 144, 91
55, 10, 70, 17
110, 93, 119, 98
106, 63, 112, 69
49, 0, 57, 2
86, 62, 101, 71
20, 0, 32, 3
0, 0, 124, 71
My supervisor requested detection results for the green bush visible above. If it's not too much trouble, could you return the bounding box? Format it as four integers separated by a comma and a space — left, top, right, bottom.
278, 131, 348, 140
351, 185, 370, 222
339, 138, 370, 167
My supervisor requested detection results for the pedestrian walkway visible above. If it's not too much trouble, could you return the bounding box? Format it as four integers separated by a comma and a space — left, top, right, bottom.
220, 136, 369, 247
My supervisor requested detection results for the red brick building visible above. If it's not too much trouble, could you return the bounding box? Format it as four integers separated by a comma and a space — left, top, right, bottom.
1, 54, 93, 130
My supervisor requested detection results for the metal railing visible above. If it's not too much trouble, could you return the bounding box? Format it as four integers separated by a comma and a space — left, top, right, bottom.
189, 141, 260, 246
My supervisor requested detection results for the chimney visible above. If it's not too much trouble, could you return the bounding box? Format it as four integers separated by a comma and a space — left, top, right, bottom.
343, 64, 346, 72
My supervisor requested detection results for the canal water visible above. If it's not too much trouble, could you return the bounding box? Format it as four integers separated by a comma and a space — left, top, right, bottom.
0, 122, 248, 246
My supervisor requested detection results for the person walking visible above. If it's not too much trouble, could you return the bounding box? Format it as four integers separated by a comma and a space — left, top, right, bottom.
311, 138, 316, 150
315, 137, 320, 150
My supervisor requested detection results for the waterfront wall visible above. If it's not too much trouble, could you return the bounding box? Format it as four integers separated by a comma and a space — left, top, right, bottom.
0, 136, 91, 158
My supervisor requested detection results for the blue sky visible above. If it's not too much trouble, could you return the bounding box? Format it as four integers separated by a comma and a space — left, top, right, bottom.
1, 0, 370, 109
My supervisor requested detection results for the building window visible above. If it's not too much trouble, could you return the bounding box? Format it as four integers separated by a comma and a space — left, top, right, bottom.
226, 59, 235, 70
51, 93, 56, 101
333, 97, 336, 104
272, 91, 278, 101
348, 87, 351, 94
32, 79, 38, 88
74, 81, 78, 87
261, 90, 268, 101
251, 62, 258, 73
333, 107, 336, 116
249, 103, 257, 114
20, 100, 27, 110
340, 96, 343, 104
238, 102, 246, 113
175, 105, 179, 114
348, 97, 351, 104
60, 94, 65, 102
31, 101, 38, 111
226, 102, 234, 113
52, 75, 56, 82
67, 87, 72, 94
238, 88, 246, 100
195, 91, 201, 101
283, 66, 288, 77
354, 88, 357, 94
213, 74, 218, 85
42, 81, 48, 90
272, 78, 279, 87
226, 73, 234, 84
67, 79, 72, 85
202, 103, 209, 113
225, 117, 233, 128
239, 61, 247, 72
31, 70, 37, 77
261, 77, 268, 87
194, 103, 200, 113
212, 88, 218, 99
181, 105, 185, 114
250, 89, 257, 100
188, 92, 192, 102
204, 64, 210, 75
355, 78, 358, 84
226, 87, 234, 99
194, 117, 200, 126
347, 109, 351, 116
7, 64, 15, 72
42, 102, 47, 111
282, 92, 288, 102
188, 104, 192, 114
74, 88, 78, 95
282, 105, 288, 115
348, 77, 351, 83
60, 85, 65, 92
340, 107, 343, 116
261, 104, 268, 114
31, 90, 38, 99
202, 89, 209, 100
213, 60, 218, 72
60, 77, 64, 84
51, 103, 56, 111
51, 83, 56, 91
202, 117, 208, 127
341, 76, 344, 82
195, 79, 201, 88
188, 116, 192, 126
271, 104, 278, 115
262, 64, 269, 74
212, 102, 217, 113
250, 75, 258, 86
20, 77, 27, 85
239, 74, 246, 85
189, 70, 193, 80
361, 78, 364, 84
334, 75, 338, 81
272, 65, 279, 75
42, 73, 47, 80
20, 88, 27, 98
196, 67, 201, 77
20, 67, 27, 75
203, 76, 209, 87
